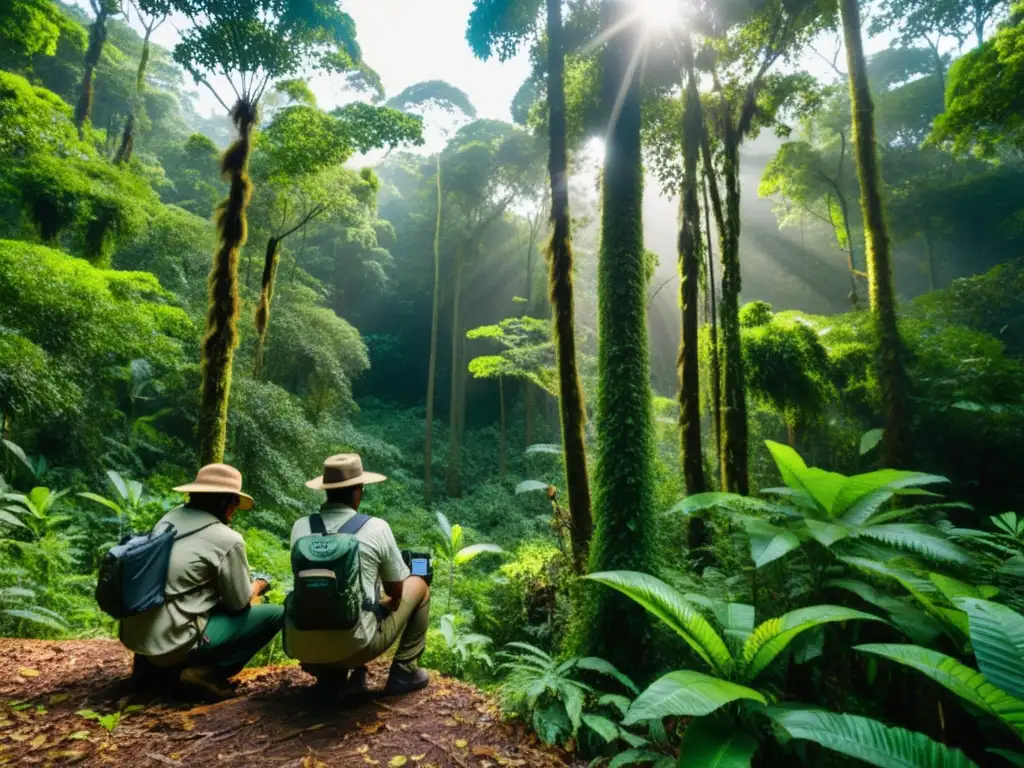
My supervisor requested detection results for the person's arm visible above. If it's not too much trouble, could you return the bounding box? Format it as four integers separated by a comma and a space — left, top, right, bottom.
218, 540, 257, 613
378, 523, 411, 613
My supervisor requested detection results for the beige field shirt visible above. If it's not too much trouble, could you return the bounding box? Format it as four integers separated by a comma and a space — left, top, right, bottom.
287, 503, 409, 662
119, 507, 252, 664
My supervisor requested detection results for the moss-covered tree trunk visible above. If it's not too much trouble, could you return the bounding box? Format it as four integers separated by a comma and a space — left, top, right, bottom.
425, 153, 443, 503
198, 101, 255, 465
75, 3, 112, 140
581, 0, 655, 673
702, 176, 722, 477
841, 0, 912, 467
113, 25, 153, 165
718, 130, 749, 494
446, 243, 466, 497
679, 56, 709, 561
252, 236, 280, 379
547, 0, 593, 574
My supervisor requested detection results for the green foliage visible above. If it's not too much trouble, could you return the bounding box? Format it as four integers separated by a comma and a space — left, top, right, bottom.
931, 4, 1024, 156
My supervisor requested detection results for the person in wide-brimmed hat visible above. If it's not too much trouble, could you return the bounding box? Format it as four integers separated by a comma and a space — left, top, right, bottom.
120, 464, 283, 700
285, 454, 431, 697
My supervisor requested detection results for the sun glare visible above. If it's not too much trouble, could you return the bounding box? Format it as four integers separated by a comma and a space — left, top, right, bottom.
635, 0, 684, 29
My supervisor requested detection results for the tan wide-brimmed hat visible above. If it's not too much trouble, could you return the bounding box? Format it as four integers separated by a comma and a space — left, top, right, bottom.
173, 464, 255, 510
306, 453, 386, 490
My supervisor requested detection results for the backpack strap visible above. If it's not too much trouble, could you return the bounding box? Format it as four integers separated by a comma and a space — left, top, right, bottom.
339, 513, 370, 535
310, 513, 328, 536
173, 521, 220, 542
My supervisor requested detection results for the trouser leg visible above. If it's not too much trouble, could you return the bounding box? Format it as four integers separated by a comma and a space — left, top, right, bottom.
393, 595, 430, 667
337, 578, 431, 670
189, 604, 284, 678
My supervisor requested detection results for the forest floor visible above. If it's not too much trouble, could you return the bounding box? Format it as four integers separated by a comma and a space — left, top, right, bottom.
0, 639, 579, 768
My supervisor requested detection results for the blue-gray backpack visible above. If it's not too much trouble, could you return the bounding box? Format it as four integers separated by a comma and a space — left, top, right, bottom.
95, 519, 218, 619
285, 512, 370, 631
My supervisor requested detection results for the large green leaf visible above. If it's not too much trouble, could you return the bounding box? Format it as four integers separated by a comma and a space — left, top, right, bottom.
765, 441, 811, 494
677, 716, 758, 767
0, 509, 27, 528
586, 572, 733, 675
581, 713, 619, 743
987, 748, 1024, 765
669, 492, 744, 516
623, 671, 765, 725
2, 608, 68, 631
741, 518, 803, 568
453, 543, 503, 565
854, 524, 972, 565
956, 598, 1024, 702
825, 578, 942, 645
740, 605, 882, 682
836, 471, 949, 526
77, 492, 124, 516
575, 656, 638, 694
767, 707, 979, 767
805, 519, 851, 547
855, 643, 1024, 738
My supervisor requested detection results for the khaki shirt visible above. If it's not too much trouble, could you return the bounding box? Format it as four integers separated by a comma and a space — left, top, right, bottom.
120, 507, 251, 663
287, 503, 409, 661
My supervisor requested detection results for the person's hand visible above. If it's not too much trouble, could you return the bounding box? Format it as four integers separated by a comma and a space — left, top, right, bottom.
250, 579, 270, 603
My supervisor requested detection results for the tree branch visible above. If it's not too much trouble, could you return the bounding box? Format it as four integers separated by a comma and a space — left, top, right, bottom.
280, 205, 327, 241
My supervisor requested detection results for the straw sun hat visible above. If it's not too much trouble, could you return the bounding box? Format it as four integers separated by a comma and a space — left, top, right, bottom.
306, 453, 387, 490
173, 463, 255, 510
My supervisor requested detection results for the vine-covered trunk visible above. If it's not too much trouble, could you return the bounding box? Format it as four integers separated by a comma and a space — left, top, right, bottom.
252, 236, 280, 379
547, 0, 593, 574
113, 27, 152, 165
425, 153, 443, 502
75, 5, 111, 139
446, 244, 466, 497
679, 61, 705, 495
841, 0, 912, 467
198, 100, 255, 465
581, 0, 655, 674
703, 177, 722, 478
718, 134, 749, 495
679, 60, 708, 560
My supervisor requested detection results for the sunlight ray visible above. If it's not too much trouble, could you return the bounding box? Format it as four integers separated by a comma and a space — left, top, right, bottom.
604, 31, 649, 146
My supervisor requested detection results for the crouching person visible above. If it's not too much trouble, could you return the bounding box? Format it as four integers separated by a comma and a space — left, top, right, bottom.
283, 454, 430, 697
119, 464, 284, 700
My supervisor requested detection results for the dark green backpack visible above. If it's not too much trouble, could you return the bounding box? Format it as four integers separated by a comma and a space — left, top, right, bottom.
286, 513, 370, 631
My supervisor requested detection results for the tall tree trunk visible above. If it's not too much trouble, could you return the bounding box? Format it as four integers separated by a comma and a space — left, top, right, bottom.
113, 25, 152, 165
580, 0, 655, 675
498, 376, 507, 479
679, 54, 708, 560
841, 0, 912, 467
547, 0, 593, 574
702, 176, 722, 480
719, 133, 749, 494
832, 131, 861, 308
425, 153, 443, 503
253, 236, 280, 379
446, 244, 466, 497
198, 100, 256, 465
75, 4, 111, 139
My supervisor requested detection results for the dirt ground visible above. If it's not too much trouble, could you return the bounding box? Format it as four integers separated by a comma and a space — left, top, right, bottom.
0, 639, 580, 768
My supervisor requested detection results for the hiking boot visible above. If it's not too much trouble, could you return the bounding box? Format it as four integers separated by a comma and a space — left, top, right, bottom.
384, 663, 429, 695
345, 666, 368, 695
179, 666, 236, 701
